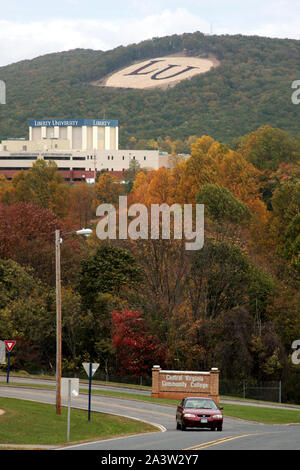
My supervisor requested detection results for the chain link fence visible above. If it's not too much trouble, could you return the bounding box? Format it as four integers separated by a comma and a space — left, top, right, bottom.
219, 379, 282, 403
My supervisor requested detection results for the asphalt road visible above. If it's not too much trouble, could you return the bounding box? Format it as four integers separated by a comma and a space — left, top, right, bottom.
0, 384, 300, 450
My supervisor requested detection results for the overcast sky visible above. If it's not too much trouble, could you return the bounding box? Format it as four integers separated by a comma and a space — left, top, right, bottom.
0, 0, 299, 67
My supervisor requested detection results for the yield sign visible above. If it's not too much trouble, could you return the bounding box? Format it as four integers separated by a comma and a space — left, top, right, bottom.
5, 340, 16, 352
82, 362, 99, 378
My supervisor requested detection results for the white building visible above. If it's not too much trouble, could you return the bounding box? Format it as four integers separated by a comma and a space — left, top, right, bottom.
0, 119, 169, 182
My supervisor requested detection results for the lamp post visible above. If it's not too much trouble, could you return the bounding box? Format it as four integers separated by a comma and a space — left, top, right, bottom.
55, 227, 92, 415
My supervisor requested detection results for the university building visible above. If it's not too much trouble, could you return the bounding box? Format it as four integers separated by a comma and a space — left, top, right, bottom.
0, 119, 168, 182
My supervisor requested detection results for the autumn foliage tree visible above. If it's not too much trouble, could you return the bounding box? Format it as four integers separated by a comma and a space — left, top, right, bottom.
10, 160, 70, 219
0, 202, 83, 285
111, 309, 166, 377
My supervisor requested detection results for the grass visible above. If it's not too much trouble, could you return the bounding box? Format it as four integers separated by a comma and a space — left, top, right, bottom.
221, 403, 300, 425
0, 397, 157, 446
1, 374, 300, 427
0, 372, 151, 391
0, 378, 178, 406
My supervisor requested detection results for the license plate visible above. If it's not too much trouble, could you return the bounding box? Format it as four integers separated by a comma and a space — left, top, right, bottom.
201, 418, 208, 423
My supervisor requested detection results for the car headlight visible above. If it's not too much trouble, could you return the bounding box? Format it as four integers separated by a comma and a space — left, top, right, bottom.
183, 413, 196, 418
212, 414, 222, 419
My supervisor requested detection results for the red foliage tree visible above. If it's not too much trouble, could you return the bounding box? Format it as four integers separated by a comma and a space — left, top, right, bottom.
0, 202, 82, 284
111, 309, 166, 378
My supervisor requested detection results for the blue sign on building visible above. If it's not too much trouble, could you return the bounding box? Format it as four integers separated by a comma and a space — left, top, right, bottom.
29, 119, 118, 127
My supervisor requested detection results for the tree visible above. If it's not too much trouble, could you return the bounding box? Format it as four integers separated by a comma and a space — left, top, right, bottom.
268, 181, 300, 255
0, 202, 83, 285
284, 215, 300, 273
0, 202, 61, 283
239, 125, 298, 171
123, 160, 142, 194
68, 183, 95, 227
111, 309, 166, 377
78, 244, 142, 309
0, 259, 55, 372
11, 159, 70, 219
188, 239, 251, 320
197, 183, 252, 226
94, 172, 124, 205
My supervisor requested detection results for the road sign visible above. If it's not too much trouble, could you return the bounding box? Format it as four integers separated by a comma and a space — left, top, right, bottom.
82, 362, 100, 421
61, 378, 79, 442
4, 340, 16, 383
0, 341, 5, 364
82, 362, 99, 378
4, 340, 16, 352
61, 378, 79, 398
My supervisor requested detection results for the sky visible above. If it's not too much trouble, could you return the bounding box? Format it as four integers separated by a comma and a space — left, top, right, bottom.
0, 0, 299, 67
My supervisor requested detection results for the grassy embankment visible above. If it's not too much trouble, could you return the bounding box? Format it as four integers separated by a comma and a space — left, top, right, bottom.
0, 396, 157, 447
1, 374, 300, 427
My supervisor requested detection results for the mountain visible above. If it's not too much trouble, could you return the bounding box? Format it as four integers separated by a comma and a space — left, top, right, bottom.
0, 32, 300, 147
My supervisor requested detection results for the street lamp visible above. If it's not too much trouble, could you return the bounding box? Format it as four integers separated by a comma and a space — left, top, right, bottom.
55, 228, 92, 415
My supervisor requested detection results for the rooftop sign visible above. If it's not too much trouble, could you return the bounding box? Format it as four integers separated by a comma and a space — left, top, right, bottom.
29, 119, 118, 127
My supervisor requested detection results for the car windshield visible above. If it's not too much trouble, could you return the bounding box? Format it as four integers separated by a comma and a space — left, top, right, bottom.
184, 399, 218, 409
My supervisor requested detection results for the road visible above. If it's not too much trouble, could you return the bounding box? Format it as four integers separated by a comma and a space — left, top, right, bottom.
0, 383, 300, 450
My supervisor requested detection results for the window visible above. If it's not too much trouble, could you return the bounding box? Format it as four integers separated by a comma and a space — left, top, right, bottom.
44, 156, 70, 160
144, 156, 146, 160
108, 156, 110, 160
0, 156, 37, 160
22, 145, 27, 151
122, 156, 125, 160
0, 167, 30, 170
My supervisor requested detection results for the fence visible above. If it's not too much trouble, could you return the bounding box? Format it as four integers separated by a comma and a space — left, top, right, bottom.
76, 369, 152, 387
219, 379, 282, 403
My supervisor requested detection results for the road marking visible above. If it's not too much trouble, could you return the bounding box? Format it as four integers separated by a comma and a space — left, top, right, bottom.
184, 431, 282, 450
184, 434, 258, 450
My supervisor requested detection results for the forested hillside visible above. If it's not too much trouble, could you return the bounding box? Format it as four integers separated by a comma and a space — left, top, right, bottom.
0, 32, 300, 146
0, 32, 299, 403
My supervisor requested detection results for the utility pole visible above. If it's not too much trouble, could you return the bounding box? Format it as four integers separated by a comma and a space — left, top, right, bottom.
54, 228, 92, 415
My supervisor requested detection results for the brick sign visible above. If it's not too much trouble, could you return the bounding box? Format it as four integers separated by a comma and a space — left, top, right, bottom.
152, 366, 220, 403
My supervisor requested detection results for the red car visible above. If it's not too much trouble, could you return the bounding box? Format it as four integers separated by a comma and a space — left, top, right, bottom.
176, 397, 223, 431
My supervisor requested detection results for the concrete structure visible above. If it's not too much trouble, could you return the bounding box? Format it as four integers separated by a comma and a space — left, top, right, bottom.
152, 366, 220, 403
0, 119, 169, 182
